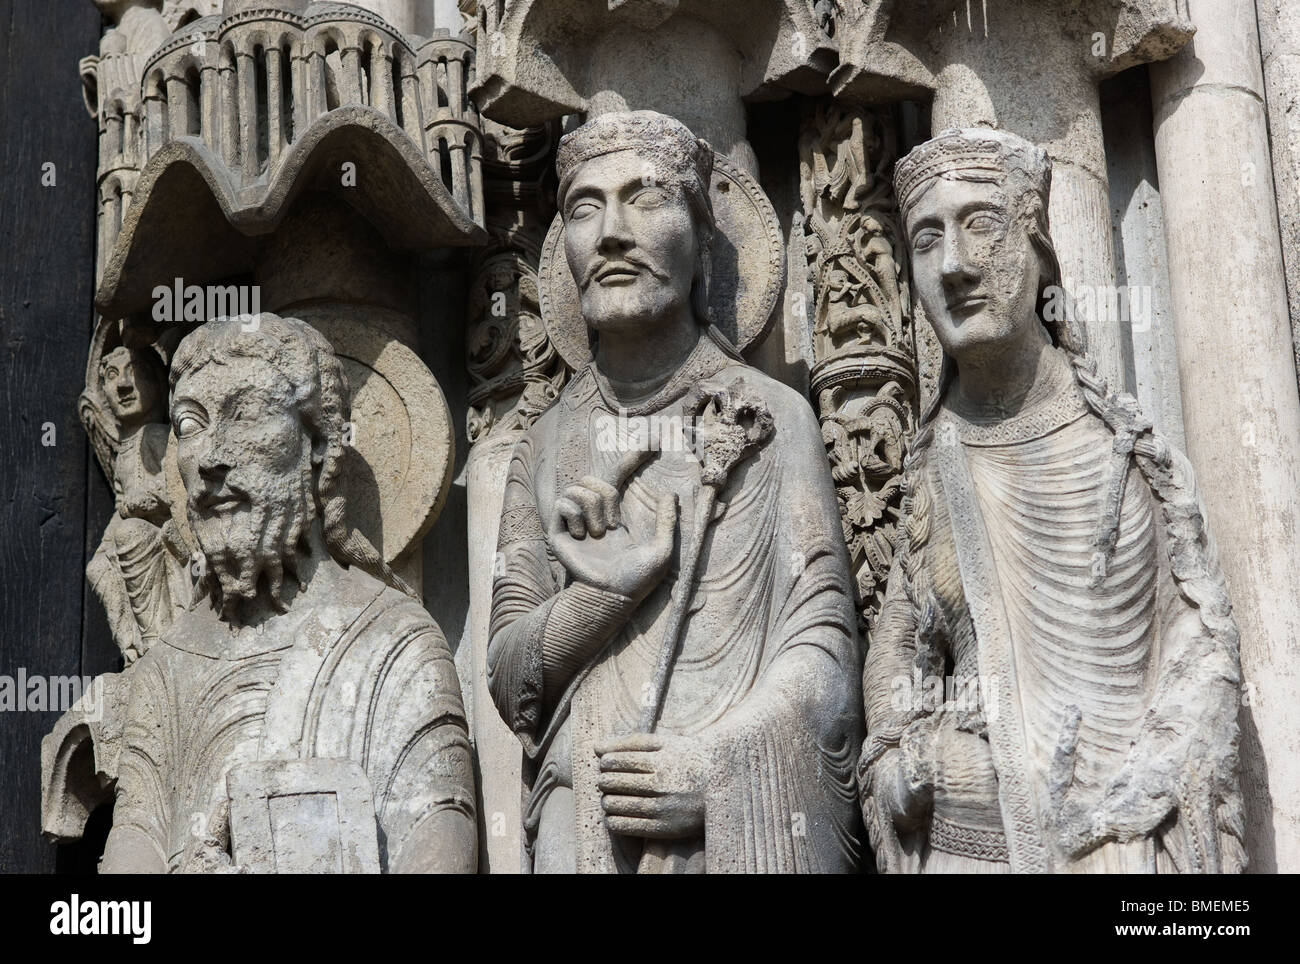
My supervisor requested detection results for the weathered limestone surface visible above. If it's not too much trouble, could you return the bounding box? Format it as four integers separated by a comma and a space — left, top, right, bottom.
80, 314, 476, 874
28, 0, 1300, 875
462, 115, 563, 870
835, 0, 1196, 394
44, 0, 488, 873
1100, 70, 1185, 452
862, 128, 1243, 874
472, 0, 837, 170
465, 435, 525, 870
80, 337, 192, 665
487, 112, 862, 872
1150, 0, 1300, 873
799, 101, 917, 631
1257, 0, 1300, 376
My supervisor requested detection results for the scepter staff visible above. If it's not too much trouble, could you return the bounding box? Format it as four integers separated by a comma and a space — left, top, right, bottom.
638, 376, 774, 733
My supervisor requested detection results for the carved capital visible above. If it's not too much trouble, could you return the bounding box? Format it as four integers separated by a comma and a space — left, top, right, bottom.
471, 0, 839, 131
833, 0, 1194, 106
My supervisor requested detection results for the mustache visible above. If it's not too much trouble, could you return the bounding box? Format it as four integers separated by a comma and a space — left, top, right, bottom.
193, 480, 250, 513
580, 252, 670, 288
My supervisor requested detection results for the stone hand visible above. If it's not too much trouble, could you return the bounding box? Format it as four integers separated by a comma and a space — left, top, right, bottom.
1049, 701, 1174, 859
1058, 761, 1176, 860
886, 717, 999, 831
549, 450, 678, 600
870, 749, 933, 832
595, 732, 706, 839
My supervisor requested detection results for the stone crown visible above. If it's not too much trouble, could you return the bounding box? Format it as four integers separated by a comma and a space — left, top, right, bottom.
894, 127, 1051, 219
556, 110, 714, 201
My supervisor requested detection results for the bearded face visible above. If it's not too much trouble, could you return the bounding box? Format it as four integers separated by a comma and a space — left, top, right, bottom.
171, 355, 318, 619
562, 150, 700, 338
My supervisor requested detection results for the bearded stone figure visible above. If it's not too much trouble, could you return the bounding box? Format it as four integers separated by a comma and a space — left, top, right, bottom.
859, 129, 1245, 874
488, 111, 862, 873
100, 314, 476, 874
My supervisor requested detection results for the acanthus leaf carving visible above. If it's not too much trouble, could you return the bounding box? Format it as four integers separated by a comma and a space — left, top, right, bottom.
800, 99, 918, 631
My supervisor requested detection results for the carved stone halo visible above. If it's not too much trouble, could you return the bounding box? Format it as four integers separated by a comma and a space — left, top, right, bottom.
538, 152, 785, 370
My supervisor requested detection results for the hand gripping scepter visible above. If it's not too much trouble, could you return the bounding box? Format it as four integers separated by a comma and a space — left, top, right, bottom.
637, 377, 775, 733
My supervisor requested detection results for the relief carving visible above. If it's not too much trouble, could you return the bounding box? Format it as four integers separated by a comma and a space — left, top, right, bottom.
800, 100, 917, 631
98, 314, 476, 874
466, 120, 567, 444
43, 1, 482, 873
27, 0, 1268, 881
80, 327, 192, 664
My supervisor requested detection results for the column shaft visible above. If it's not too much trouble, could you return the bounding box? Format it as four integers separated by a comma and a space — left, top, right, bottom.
1151, 0, 1300, 873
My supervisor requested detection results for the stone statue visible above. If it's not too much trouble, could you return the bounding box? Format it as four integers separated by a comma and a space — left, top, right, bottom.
84, 344, 192, 664
488, 111, 862, 873
99, 314, 476, 874
859, 129, 1245, 873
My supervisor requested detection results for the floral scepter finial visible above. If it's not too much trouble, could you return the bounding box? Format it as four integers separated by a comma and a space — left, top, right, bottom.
639, 376, 775, 732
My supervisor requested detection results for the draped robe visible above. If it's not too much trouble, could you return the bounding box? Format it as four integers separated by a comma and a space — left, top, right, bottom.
861, 359, 1243, 873
106, 565, 474, 872
489, 330, 862, 873
87, 424, 191, 662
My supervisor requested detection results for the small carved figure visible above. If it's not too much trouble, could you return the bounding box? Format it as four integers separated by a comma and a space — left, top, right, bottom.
85, 345, 191, 663
800, 101, 917, 629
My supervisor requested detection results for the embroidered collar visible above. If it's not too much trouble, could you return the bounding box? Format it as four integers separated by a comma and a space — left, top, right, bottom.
939, 360, 1089, 447
580, 325, 743, 417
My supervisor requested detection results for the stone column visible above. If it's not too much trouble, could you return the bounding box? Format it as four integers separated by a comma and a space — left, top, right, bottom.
465, 433, 525, 872
1101, 71, 1185, 451
344, 1, 425, 36
462, 119, 565, 872
471, 0, 842, 176
798, 101, 918, 632
1150, 0, 1300, 873
1256, 0, 1300, 376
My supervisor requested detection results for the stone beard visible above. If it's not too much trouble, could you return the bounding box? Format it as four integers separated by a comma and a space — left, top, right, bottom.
100, 314, 476, 874
488, 111, 863, 873
187, 426, 316, 619
859, 130, 1244, 874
